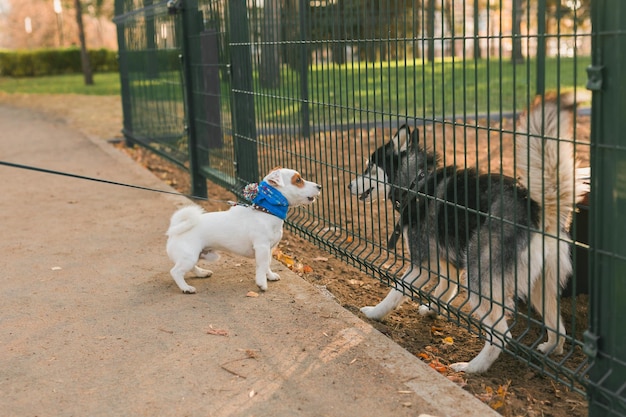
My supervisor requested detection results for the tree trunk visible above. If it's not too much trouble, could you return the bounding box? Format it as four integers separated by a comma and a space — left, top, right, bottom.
74, 0, 94, 85
473, 0, 481, 59
260, 0, 281, 88
443, 0, 455, 57
426, 0, 435, 62
511, 0, 525, 64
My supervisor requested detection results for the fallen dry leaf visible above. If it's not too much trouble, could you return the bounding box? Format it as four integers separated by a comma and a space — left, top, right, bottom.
447, 374, 467, 388
424, 345, 439, 353
430, 326, 444, 336
442, 336, 454, 345
428, 360, 448, 373
292, 261, 304, 273
475, 382, 510, 410
244, 349, 259, 359
207, 325, 229, 336
274, 249, 295, 268
246, 291, 259, 298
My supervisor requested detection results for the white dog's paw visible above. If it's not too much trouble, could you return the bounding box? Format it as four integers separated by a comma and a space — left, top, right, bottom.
537, 341, 564, 355
193, 266, 213, 278
256, 279, 268, 291
418, 304, 439, 317
267, 271, 281, 281
181, 285, 197, 294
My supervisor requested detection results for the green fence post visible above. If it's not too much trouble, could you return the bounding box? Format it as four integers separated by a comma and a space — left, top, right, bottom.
180, 0, 208, 198
229, 0, 259, 184
586, 1, 626, 415
114, 0, 133, 147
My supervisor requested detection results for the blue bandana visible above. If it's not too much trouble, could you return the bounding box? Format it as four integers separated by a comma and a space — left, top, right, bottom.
251, 181, 289, 220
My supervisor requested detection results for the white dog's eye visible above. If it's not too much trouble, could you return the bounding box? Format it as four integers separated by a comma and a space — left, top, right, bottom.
292, 174, 305, 187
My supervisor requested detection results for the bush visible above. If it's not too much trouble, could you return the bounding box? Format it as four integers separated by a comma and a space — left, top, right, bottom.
0, 48, 119, 77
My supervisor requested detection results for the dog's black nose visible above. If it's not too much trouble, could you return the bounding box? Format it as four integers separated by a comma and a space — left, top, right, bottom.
347, 183, 352, 191
317, 184, 322, 190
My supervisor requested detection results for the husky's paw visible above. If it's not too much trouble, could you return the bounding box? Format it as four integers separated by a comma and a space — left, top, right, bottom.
537, 342, 564, 355
360, 306, 386, 321
267, 271, 281, 281
449, 362, 470, 373
451, 358, 494, 374
193, 266, 213, 278
418, 304, 439, 317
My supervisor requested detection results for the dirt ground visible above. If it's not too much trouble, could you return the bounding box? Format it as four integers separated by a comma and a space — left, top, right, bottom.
0, 93, 590, 417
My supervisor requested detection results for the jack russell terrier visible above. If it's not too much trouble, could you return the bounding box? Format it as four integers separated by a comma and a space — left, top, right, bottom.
166, 168, 321, 293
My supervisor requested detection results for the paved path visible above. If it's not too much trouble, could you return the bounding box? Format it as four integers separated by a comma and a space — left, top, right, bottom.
0, 104, 498, 417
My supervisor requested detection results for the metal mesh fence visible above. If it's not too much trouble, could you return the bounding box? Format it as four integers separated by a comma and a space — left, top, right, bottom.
115, 1, 626, 414
114, 1, 188, 163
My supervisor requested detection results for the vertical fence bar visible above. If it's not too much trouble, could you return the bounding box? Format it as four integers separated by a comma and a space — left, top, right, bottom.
299, 0, 310, 138
587, 1, 626, 415
535, 0, 546, 95
114, 0, 133, 147
228, 0, 259, 184
180, 0, 208, 198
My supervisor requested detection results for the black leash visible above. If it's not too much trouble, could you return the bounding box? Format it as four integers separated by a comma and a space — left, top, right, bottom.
0, 160, 218, 202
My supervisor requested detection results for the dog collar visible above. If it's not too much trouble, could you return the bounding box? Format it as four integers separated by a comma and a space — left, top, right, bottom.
251, 181, 289, 220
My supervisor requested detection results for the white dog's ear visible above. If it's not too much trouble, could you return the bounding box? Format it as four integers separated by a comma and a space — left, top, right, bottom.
265, 169, 285, 187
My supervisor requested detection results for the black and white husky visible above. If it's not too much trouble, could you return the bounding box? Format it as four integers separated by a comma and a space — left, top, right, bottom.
348, 92, 588, 373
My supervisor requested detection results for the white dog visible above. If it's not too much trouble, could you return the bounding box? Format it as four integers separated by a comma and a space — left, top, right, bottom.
166, 168, 321, 293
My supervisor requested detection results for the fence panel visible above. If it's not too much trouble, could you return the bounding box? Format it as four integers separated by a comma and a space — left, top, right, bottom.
233, 0, 593, 394
114, 0, 189, 167
115, 1, 626, 414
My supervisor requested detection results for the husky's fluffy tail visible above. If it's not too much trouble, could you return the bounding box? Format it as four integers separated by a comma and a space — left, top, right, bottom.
516, 91, 589, 233
166, 205, 204, 237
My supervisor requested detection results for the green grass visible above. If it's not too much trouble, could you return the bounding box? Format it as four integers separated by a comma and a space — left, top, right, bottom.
0, 72, 121, 95
254, 56, 591, 125
0, 55, 590, 125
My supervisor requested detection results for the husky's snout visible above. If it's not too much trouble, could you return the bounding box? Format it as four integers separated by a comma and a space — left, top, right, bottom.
348, 164, 389, 202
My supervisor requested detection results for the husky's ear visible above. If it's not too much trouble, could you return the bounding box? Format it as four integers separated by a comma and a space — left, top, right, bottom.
265, 169, 285, 187
409, 127, 420, 150
391, 124, 412, 153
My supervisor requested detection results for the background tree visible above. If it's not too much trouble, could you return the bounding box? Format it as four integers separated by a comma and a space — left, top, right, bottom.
260, 0, 281, 88
1, 0, 115, 50
74, 0, 93, 85
511, 0, 524, 63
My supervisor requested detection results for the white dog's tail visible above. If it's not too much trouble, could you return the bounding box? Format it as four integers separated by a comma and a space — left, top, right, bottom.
166, 205, 204, 237
515, 91, 589, 233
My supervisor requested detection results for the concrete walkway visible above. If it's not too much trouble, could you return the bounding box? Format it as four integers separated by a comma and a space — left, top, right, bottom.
0, 103, 498, 417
